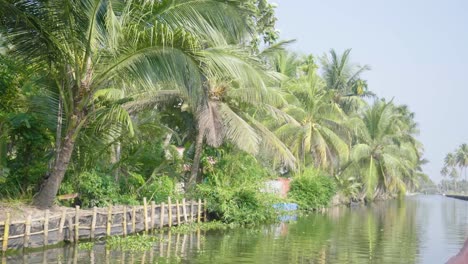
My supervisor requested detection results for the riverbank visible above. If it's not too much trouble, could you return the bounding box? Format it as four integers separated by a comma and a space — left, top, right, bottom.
0, 198, 206, 253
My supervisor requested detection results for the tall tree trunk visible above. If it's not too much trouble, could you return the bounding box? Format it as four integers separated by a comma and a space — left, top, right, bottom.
188, 129, 204, 191
33, 117, 80, 209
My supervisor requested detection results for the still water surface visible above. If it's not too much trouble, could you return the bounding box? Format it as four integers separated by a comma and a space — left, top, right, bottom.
7, 195, 468, 263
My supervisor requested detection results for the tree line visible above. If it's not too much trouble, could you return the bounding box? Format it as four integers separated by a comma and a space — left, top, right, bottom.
0, 0, 428, 211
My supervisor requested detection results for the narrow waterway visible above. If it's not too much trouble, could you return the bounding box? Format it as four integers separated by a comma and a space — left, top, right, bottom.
5, 195, 468, 264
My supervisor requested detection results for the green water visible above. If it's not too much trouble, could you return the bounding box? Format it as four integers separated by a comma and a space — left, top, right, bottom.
5, 195, 468, 263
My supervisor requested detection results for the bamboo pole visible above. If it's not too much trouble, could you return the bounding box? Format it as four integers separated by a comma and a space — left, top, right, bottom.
91, 207, 97, 239
176, 199, 181, 226
75, 206, 80, 242
190, 201, 194, 223
168, 197, 172, 227
131, 206, 136, 233
182, 198, 187, 223
44, 209, 49, 246
24, 214, 32, 248
123, 206, 127, 237
160, 202, 165, 229
204, 199, 208, 222
143, 198, 148, 233
58, 208, 67, 239
151, 201, 156, 230
197, 199, 202, 223
106, 205, 113, 236
2, 212, 10, 252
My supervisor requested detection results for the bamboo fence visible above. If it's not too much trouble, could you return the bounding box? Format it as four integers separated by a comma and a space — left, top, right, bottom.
0, 197, 207, 252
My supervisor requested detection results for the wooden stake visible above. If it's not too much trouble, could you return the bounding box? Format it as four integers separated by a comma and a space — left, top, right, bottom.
122, 206, 127, 237
160, 203, 165, 229
204, 199, 208, 222
182, 198, 187, 223
44, 209, 49, 246
151, 201, 156, 230
131, 206, 136, 233
2, 212, 10, 252
197, 199, 202, 223
176, 199, 181, 226
91, 207, 97, 239
24, 214, 32, 248
143, 198, 148, 233
58, 208, 67, 239
75, 206, 80, 242
168, 197, 172, 227
190, 201, 194, 223
106, 205, 113, 236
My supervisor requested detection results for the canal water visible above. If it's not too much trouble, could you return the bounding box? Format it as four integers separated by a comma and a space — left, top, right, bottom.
4, 195, 468, 263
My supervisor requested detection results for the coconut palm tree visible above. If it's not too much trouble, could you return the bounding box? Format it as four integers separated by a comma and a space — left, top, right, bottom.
0, 0, 252, 208
321, 49, 373, 114
124, 45, 296, 190
456, 144, 468, 184
271, 63, 350, 172
339, 101, 420, 200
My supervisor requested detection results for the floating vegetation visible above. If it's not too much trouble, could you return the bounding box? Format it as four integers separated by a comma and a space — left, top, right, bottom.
105, 234, 163, 252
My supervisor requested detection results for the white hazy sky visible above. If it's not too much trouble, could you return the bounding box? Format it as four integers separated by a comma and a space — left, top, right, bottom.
275, 0, 468, 183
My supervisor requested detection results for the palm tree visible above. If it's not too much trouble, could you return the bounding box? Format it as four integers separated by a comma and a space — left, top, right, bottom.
124, 45, 297, 190
339, 101, 420, 200
321, 49, 373, 113
271, 60, 350, 172
456, 144, 468, 183
0, 0, 251, 208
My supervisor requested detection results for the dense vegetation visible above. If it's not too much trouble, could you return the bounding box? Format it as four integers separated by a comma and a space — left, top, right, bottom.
439, 143, 468, 194
0, 0, 428, 224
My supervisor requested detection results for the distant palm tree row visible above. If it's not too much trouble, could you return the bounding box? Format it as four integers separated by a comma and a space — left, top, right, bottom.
0, 0, 427, 207
441, 144, 468, 186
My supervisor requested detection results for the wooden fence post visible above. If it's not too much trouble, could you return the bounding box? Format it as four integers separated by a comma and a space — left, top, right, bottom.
24, 214, 32, 248
122, 206, 127, 237
160, 202, 165, 229
182, 198, 187, 223
176, 199, 181, 226
197, 199, 201, 223
204, 199, 208, 222
58, 209, 67, 240
131, 206, 136, 233
44, 209, 49, 246
143, 198, 148, 233
190, 201, 194, 223
75, 206, 80, 242
151, 201, 156, 230
106, 205, 113, 236
91, 207, 97, 239
168, 197, 172, 227
2, 212, 10, 252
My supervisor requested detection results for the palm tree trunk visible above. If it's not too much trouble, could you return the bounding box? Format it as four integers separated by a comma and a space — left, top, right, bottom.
33, 115, 81, 209
188, 129, 204, 191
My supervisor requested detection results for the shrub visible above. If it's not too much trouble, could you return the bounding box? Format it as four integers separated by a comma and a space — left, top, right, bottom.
195, 150, 278, 226
289, 168, 336, 210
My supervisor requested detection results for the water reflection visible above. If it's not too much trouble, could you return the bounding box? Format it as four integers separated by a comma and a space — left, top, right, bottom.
4, 195, 468, 264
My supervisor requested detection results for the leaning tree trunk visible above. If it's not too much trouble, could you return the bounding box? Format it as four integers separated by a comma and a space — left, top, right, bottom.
33, 118, 80, 209
188, 129, 204, 191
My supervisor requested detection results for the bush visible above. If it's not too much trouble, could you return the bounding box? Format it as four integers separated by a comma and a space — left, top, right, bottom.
195, 151, 278, 226
139, 175, 178, 204
289, 168, 336, 210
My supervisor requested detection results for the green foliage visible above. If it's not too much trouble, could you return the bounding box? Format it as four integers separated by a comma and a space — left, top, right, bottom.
195, 151, 279, 225
139, 175, 178, 204
106, 234, 162, 252
289, 168, 336, 210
